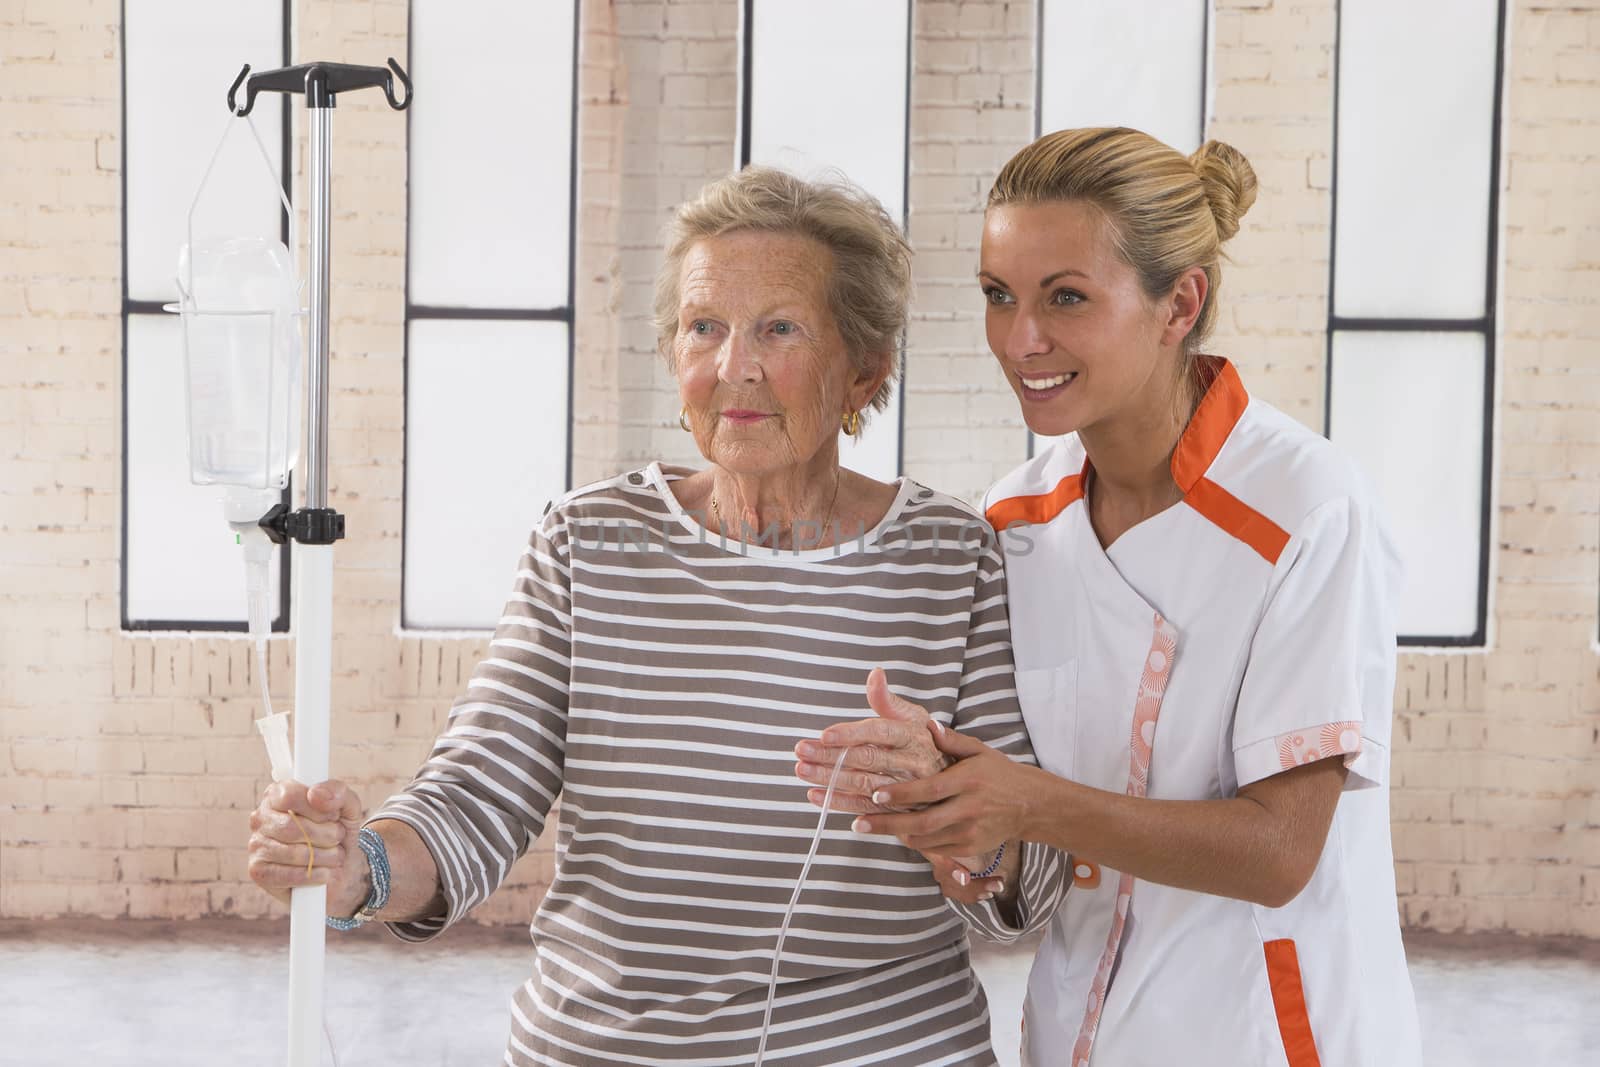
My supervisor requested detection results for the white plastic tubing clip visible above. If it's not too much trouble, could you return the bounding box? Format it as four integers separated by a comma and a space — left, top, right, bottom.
255, 711, 295, 783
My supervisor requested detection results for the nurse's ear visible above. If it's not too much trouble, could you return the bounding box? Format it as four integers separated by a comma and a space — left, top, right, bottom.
1158, 266, 1208, 350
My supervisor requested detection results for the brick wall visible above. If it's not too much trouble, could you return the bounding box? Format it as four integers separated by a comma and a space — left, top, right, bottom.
903, 0, 1035, 503
1385, 0, 1600, 937
608, 0, 741, 476
1207, 0, 1337, 424
3, 0, 127, 918
2, 0, 1597, 938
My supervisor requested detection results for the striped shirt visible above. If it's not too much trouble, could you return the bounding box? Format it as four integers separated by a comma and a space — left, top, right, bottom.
371, 463, 1067, 1066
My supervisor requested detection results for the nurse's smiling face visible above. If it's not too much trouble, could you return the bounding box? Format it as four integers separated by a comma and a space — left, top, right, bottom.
979, 200, 1185, 439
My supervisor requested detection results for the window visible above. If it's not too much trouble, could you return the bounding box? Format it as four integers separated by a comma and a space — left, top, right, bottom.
121, 1, 291, 630
1326, 0, 1506, 644
738, 0, 912, 482
402, 0, 579, 630
1028, 0, 1211, 457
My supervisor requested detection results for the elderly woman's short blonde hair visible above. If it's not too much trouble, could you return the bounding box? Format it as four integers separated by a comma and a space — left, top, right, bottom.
653, 166, 912, 418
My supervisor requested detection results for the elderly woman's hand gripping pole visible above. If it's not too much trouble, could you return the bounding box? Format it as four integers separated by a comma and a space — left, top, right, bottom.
794, 668, 1021, 905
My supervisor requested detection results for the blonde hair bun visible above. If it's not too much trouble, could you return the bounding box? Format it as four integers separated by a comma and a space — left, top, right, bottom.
1188, 140, 1257, 243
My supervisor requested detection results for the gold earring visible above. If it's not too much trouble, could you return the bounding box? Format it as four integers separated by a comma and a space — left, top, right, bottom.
679, 407, 692, 432
842, 410, 862, 437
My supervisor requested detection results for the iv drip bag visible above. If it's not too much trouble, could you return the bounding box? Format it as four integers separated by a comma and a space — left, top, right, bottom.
166, 115, 304, 491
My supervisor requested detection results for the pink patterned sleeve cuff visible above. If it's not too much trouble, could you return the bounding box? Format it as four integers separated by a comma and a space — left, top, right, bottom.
1234, 722, 1389, 790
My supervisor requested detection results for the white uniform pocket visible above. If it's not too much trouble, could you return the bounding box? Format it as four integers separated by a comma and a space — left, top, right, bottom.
1014, 660, 1078, 779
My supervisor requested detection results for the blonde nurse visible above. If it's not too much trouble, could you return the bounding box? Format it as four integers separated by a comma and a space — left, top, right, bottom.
796, 128, 1423, 1066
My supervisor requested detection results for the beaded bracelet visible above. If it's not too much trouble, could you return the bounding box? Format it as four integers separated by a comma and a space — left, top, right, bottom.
327, 826, 391, 931
975, 841, 1007, 880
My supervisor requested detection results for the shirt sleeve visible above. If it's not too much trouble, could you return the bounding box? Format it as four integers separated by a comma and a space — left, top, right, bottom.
943, 540, 1069, 943
1232, 494, 1401, 792
369, 508, 573, 941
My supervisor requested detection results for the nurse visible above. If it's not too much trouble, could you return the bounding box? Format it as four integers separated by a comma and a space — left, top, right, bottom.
798, 128, 1423, 1066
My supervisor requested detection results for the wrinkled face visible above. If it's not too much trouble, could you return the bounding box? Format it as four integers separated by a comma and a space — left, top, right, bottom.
980, 200, 1172, 439
674, 230, 871, 476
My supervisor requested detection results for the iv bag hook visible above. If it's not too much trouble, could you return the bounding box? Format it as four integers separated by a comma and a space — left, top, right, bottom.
227, 58, 412, 116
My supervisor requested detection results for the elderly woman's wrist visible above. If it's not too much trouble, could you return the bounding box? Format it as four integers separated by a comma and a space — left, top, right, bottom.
332, 854, 375, 918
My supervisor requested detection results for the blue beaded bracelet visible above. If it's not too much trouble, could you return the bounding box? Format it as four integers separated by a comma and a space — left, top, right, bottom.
975, 841, 1006, 880
327, 826, 390, 931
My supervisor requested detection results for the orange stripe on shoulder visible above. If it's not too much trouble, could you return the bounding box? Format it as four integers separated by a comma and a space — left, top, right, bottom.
1263, 938, 1324, 1067
985, 473, 1084, 529
1185, 477, 1290, 565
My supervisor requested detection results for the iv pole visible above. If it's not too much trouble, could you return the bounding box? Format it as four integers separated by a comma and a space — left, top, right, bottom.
227, 58, 411, 1067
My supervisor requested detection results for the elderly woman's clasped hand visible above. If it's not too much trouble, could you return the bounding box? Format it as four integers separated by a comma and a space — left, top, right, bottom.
793, 667, 949, 813
796, 668, 1015, 903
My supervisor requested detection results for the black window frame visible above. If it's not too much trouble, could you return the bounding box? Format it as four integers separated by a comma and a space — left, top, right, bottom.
1324, 0, 1508, 648
398, 0, 581, 631
118, 0, 294, 633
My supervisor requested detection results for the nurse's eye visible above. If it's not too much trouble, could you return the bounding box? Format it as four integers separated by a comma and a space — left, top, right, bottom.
1050, 289, 1085, 306
983, 286, 1014, 306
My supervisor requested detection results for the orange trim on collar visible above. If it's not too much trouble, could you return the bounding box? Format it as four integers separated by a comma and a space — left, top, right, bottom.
1170, 356, 1249, 493
985, 472, 1085, 529
1170, 357, 1287, 563
986, 360, 1286, 561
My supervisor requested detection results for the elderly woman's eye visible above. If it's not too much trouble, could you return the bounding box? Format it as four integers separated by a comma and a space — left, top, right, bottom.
691, 320, 714, 335
771, 321, 795, 336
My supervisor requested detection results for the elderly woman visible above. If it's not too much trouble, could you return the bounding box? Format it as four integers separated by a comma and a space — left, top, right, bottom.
246, 167, 1064, 1066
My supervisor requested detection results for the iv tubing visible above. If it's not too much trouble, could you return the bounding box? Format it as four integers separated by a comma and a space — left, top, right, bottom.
754, 749, 850, 1067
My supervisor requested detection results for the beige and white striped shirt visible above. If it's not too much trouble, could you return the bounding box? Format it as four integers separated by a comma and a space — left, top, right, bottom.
372, 463, 1066, 1066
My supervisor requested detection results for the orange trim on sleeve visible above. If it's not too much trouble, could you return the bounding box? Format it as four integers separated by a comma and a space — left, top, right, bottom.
985, 472, 1084, 530
1263, 939, 1323, 1067
1185, 476, 1290, 565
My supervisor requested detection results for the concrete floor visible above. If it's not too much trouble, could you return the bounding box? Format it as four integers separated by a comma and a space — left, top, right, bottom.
0, 920, 1595, 1066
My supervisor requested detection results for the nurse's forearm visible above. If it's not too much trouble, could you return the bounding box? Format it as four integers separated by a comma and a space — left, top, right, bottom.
1019, 757, 1347, 909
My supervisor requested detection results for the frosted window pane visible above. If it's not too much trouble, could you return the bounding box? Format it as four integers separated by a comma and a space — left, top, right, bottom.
1328, 331, 1484, 639
405, 319, 570, 629
1334, 0, 1498, 319
408, 0, 575, 310
748, 0, 909, 223
125, 3, 286, 303
841, 383, 901, 481
126, 314, 285, 625
1039, 0, 1206, 153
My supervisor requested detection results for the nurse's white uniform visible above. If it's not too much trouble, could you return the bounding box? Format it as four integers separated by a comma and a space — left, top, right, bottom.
987, 358, 1421, 1067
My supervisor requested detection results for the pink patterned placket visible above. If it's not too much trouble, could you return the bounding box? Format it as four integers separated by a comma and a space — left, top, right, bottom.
1070, 612, 1178, 1067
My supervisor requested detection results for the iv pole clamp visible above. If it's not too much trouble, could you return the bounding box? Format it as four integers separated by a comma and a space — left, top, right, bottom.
225, 58, 410, 1067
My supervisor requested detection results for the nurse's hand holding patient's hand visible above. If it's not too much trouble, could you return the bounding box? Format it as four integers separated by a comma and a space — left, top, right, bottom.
795, 670, 1001, 895
852, 723, 1035, 861
793, 667, 949, 815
